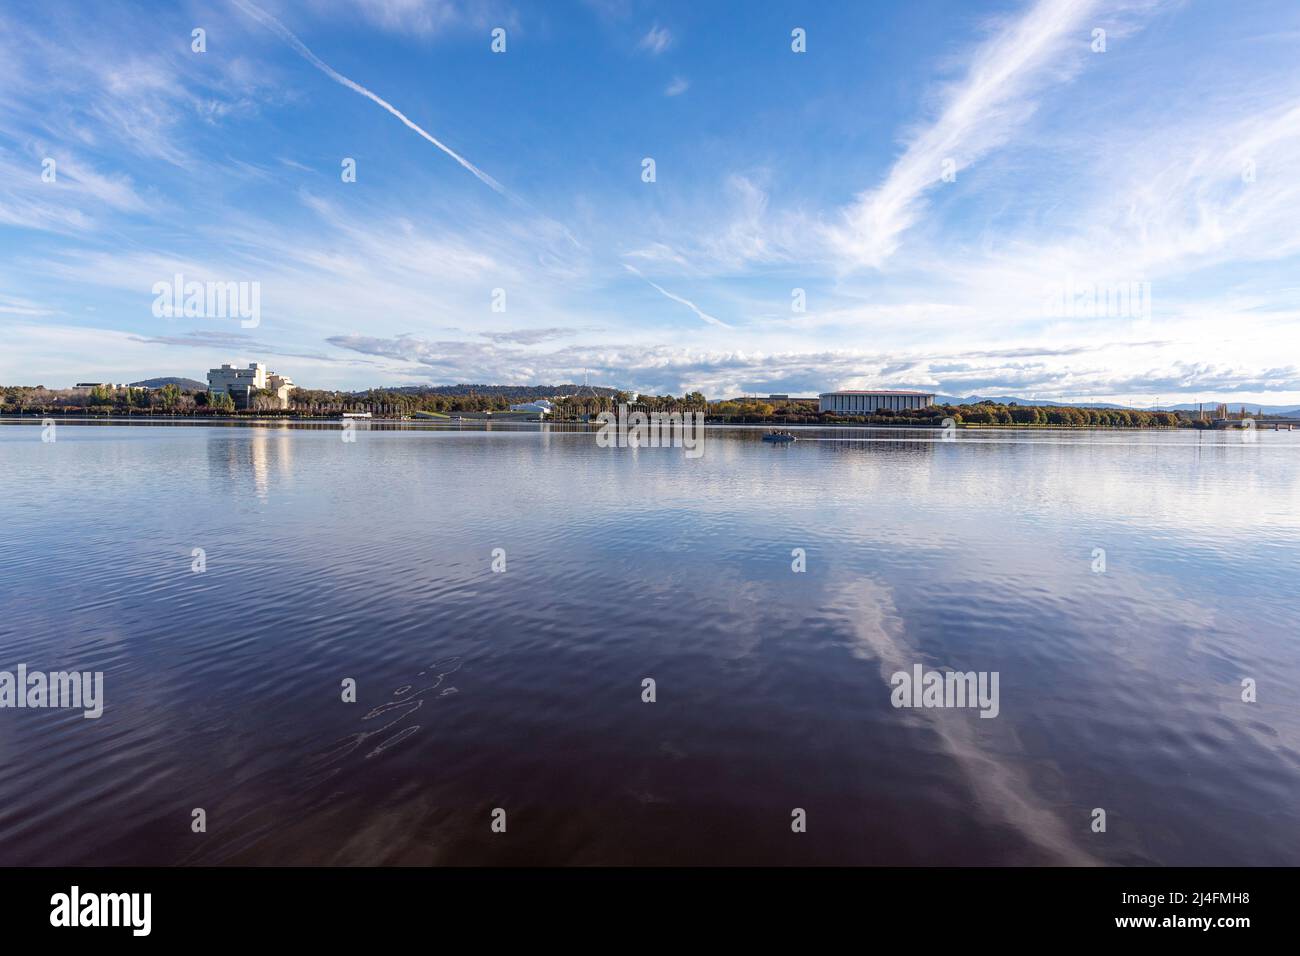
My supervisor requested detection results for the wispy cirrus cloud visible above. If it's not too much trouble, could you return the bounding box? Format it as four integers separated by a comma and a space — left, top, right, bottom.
233, 0, 508, 195
0, 293, 53, 317
830, 0, 1160, 269
0, 147, 149, 237
0, 3, 281, 170
335, 0, 516, 38
126, 329, 367, 364
479, 327, 589, 345
639, 24, 672, 55
621, 174, 805, 274
623, 264, 731, 329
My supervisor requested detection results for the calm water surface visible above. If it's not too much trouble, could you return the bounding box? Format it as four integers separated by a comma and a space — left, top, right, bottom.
1, 421, 1297, 865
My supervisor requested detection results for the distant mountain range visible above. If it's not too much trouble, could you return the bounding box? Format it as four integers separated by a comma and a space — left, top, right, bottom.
123, 380, 618, 400
130, 377, 207, 391
117, 379, 1300, 417
1165, 402, 1300, 416
358, 383, 619, 399
934, 394, 1300, 416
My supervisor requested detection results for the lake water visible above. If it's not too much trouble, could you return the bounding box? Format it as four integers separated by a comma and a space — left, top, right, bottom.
1, 420, 1297, 865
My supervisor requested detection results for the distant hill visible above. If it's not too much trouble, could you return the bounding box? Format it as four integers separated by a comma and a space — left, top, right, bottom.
935, 394, 1300, 416
1166, 403, 1300, 416
360, 383, 619, 399
131, 377, 207, 391
934, 394, 1134, 409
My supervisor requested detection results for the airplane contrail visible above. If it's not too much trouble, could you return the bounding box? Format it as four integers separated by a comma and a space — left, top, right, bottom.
623, 264, 731, 329
232, 0, 507, 196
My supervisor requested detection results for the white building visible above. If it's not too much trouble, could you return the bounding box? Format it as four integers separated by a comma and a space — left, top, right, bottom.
819, 390, 935, 414
265, 371, 296, 408
74, 382, 147, 392
207, 363, 296, 409
509, 399, 553, 415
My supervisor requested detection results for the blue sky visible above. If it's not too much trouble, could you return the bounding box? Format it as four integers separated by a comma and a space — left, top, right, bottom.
2, 0, 1299, 402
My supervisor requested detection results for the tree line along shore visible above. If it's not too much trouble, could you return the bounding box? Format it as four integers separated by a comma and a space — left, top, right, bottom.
0, 385, 1207, 427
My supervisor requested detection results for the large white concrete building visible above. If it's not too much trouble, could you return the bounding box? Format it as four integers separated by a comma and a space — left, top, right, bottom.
73, 382, 147, 393
264, 371, 296, 408
819, 390, 935, 414
207, 363, 296, 409
509, 399, 554, 415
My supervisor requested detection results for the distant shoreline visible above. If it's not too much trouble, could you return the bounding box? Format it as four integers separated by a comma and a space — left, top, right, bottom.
0, 414, 1213, 431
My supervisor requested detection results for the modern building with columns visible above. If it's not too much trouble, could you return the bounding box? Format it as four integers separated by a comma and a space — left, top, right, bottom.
207, 362, 296, 409
819, 390, 935, 414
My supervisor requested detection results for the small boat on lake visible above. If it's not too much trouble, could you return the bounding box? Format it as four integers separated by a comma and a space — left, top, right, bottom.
762, 431, 797, 443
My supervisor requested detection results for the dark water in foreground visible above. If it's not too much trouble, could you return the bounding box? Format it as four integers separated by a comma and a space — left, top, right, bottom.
0, 421, 1297, 866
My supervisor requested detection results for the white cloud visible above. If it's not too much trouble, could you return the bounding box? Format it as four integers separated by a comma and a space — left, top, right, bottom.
623, 264, 731, 329
0, 6, 284, 170
330, 0, 514, 37
831, 0, 1114, 268
620, 174, 809, 274
349, 0, 470, 35
665, 76, 689, 96
233, 0, 508, 195
322, 332, 1300, 404
0, 293, 53, 317
639, 24, 672, 55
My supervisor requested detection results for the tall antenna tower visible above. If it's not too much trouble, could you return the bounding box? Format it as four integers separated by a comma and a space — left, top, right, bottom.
573, 368, 597, 398
568, 368, 599, 419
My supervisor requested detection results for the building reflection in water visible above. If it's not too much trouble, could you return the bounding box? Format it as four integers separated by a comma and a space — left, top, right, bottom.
206, 423, 293, 501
